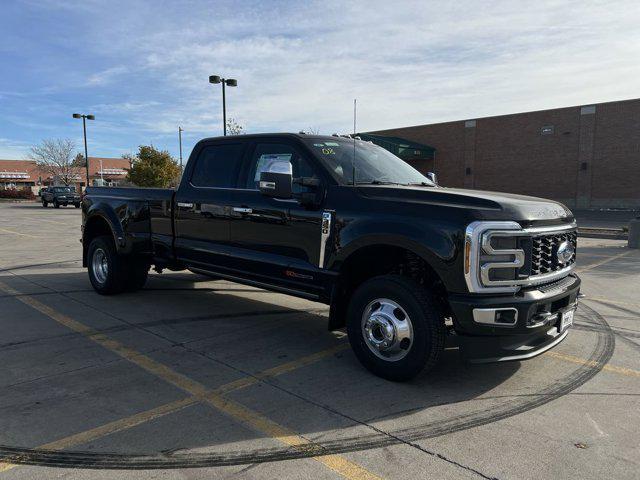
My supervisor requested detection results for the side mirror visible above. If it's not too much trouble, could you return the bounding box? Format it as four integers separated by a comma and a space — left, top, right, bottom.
259, 160, 292, 199
426, 172, 438, 185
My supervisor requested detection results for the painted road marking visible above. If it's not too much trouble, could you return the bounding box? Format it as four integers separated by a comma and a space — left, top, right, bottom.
576, 250, 633, 273
34, 218, 68, 226
545, 351, 640, 378
0, 228, 38, 239
23, 344, 350, 453
0, 281, 377, 479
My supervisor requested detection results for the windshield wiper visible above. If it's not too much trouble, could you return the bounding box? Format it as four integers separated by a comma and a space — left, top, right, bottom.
355, 180, 402, 185
407, 181, 434, 187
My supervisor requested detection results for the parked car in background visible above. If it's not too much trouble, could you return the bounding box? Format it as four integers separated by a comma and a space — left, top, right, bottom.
41, 186, 81, 208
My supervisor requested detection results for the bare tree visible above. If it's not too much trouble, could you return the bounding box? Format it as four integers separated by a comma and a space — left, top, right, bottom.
29, 139, 78, 185
226, 118, 244, 135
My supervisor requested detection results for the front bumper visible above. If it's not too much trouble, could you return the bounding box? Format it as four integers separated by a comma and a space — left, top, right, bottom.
448, 274, 580, 363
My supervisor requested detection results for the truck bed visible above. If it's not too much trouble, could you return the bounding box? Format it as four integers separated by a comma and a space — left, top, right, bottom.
83, 186, 177, 265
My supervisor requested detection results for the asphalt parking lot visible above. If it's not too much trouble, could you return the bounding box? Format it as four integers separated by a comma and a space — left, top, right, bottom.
0, 201, 638, 479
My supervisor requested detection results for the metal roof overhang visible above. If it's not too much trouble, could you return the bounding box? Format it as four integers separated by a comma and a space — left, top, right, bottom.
356, 133, 436, 160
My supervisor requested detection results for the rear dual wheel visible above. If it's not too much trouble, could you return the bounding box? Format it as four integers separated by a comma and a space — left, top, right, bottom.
88, 235, 149, 295
347, 275, 446, 381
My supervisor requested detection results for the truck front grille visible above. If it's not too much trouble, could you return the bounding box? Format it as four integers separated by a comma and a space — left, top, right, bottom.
531, 231, 577, 276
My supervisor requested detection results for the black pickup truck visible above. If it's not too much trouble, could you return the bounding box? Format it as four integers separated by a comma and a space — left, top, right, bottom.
82, 133, 579, 380
41, 186, 81, 208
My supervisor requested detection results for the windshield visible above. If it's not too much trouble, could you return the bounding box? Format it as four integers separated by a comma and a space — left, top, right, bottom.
53, 187, 72, 193
304, 138, 434, 186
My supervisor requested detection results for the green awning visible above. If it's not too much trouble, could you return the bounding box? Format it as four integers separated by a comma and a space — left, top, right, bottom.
357, 133, 436, 160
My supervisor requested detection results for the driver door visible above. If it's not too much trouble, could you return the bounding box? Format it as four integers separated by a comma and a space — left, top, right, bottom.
227, 141, 325, 296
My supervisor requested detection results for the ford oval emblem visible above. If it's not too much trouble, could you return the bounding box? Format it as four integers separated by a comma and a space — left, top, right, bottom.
556, 241, 575, 265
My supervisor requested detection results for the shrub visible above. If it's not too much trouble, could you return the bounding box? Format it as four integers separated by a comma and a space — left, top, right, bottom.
0, 187, 36, 199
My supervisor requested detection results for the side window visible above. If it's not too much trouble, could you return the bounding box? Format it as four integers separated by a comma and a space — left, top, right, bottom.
190, 143, 246, 188
245, 143, 317, 193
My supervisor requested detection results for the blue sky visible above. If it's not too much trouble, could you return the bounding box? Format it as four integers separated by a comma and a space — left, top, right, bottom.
1, 0, 639, 160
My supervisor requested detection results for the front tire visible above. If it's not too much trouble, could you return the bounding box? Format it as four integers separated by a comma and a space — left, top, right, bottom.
74, 203, 81, 208
53, 200, 60, 208
42, 200, 48, 208
87, 235, 129, 295
346, 275, 446, 381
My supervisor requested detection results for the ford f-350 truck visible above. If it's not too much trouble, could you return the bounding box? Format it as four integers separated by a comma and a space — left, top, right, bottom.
81, 133, 579, 380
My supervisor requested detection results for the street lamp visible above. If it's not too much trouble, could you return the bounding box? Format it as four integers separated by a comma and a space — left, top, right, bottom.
72, 113, 95, 188
209, 75, 237, 136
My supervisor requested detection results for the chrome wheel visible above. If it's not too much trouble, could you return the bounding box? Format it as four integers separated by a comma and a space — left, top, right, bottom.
361, 298, 413, 362
91, 248, 109, 285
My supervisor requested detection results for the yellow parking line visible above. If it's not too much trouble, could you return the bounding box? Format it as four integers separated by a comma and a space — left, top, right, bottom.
25, 344, 349, 454
203, 393, 381, 480
38, 397, 197, 451
0, 281, 379, 479
35, 218, 68, 226
576, 250, 632, 273
545, 351, 640, 378
0, 228, 38, 239
216, 343, 349, 394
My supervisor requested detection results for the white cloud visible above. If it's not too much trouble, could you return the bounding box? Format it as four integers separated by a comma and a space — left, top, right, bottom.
87, 66, 128, 86
3, 0, 640, 157
88, 0, 640, 137
0, 138, 33, 159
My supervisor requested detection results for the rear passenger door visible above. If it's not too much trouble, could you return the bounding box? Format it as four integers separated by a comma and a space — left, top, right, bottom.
174, 140, 248, 270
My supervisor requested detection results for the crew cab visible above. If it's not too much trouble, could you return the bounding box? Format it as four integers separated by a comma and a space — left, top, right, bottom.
81, 133, 580, 380
41, 186, 81, 208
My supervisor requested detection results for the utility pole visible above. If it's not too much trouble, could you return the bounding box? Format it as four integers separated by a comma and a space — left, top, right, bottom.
178, 126, 183, 169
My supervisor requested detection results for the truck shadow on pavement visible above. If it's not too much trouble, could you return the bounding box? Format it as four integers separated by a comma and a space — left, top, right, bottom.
0, 270, 614, 469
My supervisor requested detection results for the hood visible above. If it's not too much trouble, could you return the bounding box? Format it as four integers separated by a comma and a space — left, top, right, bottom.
356, 185, 574, 223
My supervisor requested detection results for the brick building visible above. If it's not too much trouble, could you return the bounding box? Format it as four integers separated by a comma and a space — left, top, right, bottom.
0, 157, 130, 193
367, 98, 640, 209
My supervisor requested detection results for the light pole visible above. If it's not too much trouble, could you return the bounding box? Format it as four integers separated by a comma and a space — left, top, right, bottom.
209, 75, 237, 136
72, 113, 95, 188
178, 126, 183, 169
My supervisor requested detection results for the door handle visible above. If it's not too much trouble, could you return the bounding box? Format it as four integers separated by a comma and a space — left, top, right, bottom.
233, 207, 253, 214
177, 202, 194, 209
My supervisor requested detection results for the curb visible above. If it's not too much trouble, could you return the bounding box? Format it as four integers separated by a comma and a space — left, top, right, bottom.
578, 227, 628, 240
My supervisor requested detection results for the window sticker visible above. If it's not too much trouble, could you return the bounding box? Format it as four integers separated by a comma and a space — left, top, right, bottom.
254, 153, 292, 181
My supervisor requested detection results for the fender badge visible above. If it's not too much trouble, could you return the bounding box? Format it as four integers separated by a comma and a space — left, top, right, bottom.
284, 270, 314, 280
